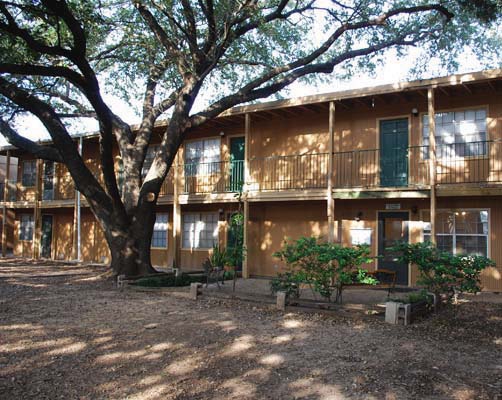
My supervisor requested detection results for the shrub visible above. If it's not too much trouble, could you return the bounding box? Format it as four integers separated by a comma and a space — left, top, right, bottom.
389, 289, 433, 304
273, 237, 374, 303
132, 273, 205, 287
391, 241, 495, 303
270, 271, 303, 299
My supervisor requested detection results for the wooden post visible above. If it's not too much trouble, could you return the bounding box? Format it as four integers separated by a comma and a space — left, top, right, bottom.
32, 158, 43, 259
242, 199, 249, 279
428, 87, 437, 245
242, 113, 251, 278
172, 154, 181, 269
2, 151, 10, 257
72, 191, 78, 260
72, 137, 83, 261
328, 101, 336, 243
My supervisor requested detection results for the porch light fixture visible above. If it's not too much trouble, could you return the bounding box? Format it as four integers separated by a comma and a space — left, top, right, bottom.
411, 107, 419, 117
219, 131, 225, 136
411, 205, 418, 214
355, 211, 363, 222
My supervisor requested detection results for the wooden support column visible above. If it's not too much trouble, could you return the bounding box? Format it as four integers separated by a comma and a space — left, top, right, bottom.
72, 192, 79, 260
72, 137, 83, 261
242, 113, 251, 278
428, 87, 437, 245
327, 101, 336, 243
2, 151, 11, 257
32, 158, 43, 259
172, 155, 181, 269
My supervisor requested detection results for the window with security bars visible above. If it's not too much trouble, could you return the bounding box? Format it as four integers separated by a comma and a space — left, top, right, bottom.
422, 109, 487, 158
182, 213, 218, 249
184, 139, 220, 176
19, 214, 34, 241
151, 213, 168, 248
22, 160, 36, 187
422, 210, 489, 257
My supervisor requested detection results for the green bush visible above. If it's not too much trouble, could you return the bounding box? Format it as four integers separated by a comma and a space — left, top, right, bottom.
270, 271, 303, 299
273, 237, 374, 303
390, 241, 495, 303
132, 273, 205, 287
389, 289, 433, 304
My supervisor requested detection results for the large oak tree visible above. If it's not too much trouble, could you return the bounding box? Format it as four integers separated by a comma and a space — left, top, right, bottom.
0, 0, 500, 276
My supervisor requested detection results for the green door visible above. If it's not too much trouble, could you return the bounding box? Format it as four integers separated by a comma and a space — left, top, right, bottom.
380, 119, 408, 187
41, 215, 53, 259
229, 137, 245, 192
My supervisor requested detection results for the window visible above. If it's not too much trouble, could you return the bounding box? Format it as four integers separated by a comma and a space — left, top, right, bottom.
142, 145, 159, 179
152, 213, 168, 248
423, 210, 489, 257
22, 160, 36, 187
422, 109, 487, 158
184, 138, 220, 176
182, 213, 218, 249
19, 214, 34, 241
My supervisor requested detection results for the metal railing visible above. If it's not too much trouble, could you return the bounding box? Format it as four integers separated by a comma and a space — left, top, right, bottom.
333, 145, 429, 189
181, 160, 244, 194
2, 141, 501, 202
248, 153, 329, 191
434, 140, 502, 185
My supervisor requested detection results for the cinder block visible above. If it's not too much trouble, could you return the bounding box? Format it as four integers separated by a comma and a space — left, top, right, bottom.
385, 301, 400, 324
190, 282, 202, 300
117, 274, 126, 290
276, 291, 287, 311
403, 304, 411, 325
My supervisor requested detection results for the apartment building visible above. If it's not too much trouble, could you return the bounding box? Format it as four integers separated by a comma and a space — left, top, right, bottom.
1, 69, 501, 291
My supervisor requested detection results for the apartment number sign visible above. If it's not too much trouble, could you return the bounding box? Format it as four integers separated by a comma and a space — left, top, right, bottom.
385, 203, 401, 210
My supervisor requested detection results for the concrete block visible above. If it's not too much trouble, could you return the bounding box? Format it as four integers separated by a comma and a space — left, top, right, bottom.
117, 274, 126, 290
385, 301, 400, 324
403, 304, 411, 325
276, 291, 287, 311
190, 282, 202, 300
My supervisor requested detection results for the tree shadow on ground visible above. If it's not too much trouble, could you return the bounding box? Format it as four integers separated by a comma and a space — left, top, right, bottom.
0, 259, 500, 400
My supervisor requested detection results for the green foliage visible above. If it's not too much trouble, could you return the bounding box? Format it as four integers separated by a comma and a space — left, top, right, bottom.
391, 241, 495, 302
227, 211, 245, 268
389, 289, 433, 304
132, 273, 205, 287
273, 237, 374, 302
208, 245, 229, 269
270, 271, 303, 299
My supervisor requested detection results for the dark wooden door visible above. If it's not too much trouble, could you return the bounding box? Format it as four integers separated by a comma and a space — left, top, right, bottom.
378, 211, 409, 285
380, 119, 408, 187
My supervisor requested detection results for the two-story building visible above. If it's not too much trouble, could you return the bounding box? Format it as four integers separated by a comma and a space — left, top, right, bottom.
1, 69, 501, 291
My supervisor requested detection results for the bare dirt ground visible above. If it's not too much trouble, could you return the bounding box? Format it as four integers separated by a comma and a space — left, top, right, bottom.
0, 259, 501, 400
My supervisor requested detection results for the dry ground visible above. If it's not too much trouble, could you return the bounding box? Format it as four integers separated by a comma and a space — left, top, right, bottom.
0, 259, 501, 400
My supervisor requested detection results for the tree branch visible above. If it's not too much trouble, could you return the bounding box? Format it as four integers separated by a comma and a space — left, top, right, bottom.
0, 119, 63, 162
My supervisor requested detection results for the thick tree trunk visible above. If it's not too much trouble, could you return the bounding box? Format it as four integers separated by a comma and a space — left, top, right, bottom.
104, 206, 158, 277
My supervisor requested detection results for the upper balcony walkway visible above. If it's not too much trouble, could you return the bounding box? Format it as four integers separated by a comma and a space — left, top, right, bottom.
2, 140, 502, 207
